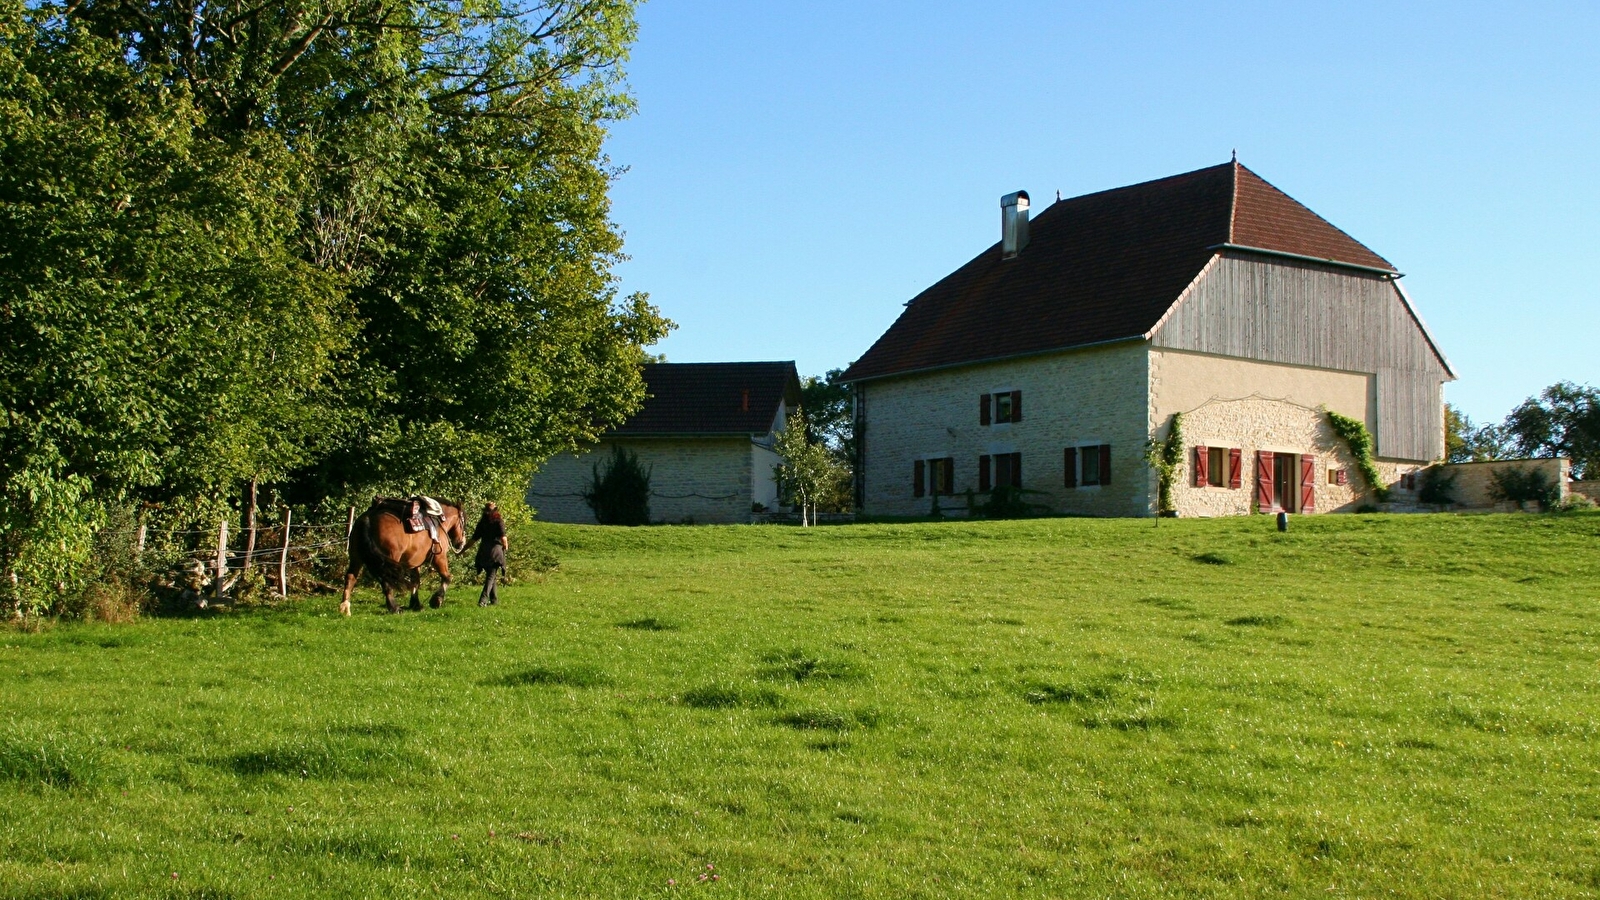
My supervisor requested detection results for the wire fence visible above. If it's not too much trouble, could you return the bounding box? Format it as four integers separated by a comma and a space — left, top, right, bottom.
101, 510, 359, 607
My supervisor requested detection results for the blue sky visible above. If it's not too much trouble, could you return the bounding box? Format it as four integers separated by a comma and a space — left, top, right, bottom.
604, 2, 1598, 426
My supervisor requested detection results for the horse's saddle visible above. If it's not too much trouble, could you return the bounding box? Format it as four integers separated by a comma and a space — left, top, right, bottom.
371, 495, 444, 543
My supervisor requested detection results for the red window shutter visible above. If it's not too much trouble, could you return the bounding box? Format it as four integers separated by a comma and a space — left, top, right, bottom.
979, 394, 991, 426
978, 455, 991, 491
1228, 448, 1243, 489
1063, 447, 1077, 488
1337, 468, 1348, 486
1098, 445, 1111, 486
1255, 451, 1274, 511
1010, 452, 1022, 488
1193, 445, 1209, 487
913, 459, 925, 497
1300, 454, 1316, 511
1010, 390, 1022, 422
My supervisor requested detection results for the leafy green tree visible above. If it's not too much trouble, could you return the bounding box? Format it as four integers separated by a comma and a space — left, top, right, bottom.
1, 5, 347, 612
1445, 403, 1510, 464
1501, 382, 1599, 479
0, 0, 668, 614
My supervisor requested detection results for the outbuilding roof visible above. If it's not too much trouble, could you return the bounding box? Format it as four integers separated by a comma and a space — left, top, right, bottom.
610, 362, 801, 437
841, 162, 1402, 383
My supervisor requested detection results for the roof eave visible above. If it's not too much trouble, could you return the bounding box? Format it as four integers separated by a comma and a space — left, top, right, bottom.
1208, 243, 1401, 278
841, 336, 1148, 386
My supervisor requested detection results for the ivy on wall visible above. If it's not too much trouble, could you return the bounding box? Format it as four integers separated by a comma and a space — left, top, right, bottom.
1325, 410, 1390, 502
1144, 412, 1184, 514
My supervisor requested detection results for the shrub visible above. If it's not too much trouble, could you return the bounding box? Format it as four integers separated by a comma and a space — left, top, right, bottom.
582, 445, 651, 526
973, 486, 1053, 519
1418, 467, 1457, 507
1560, 493, 1596, 511
1488, 466, 1560, 511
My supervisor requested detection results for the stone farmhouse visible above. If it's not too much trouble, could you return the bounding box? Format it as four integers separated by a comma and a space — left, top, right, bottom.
840, 161, 1455, 517
529, 361, 801, 524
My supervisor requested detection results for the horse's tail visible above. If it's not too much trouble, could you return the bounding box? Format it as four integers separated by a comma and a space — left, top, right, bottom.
349, 510, 409, 589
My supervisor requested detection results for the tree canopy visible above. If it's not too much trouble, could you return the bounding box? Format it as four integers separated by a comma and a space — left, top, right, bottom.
0, 0, 667, 613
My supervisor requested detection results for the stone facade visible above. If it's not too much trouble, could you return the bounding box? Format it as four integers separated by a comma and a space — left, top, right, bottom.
858, 341, 1152, 517
1151, 349, 1422, 516
857, 344, 1432, 519
1572, 481, 1600, 503
529, 436, 778, 525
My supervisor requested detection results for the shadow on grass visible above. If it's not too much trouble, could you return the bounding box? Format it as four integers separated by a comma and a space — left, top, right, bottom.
617, 617, 680, 631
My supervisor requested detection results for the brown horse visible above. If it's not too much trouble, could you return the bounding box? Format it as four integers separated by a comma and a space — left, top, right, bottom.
340, 499, 467, 615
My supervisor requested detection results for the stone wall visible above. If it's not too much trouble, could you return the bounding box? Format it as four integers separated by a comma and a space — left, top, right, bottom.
1431, 458, 1571, 511
858, 341, 1152, 517
1151, 350, 1420, 516
1572, 481, 1600, 503
528, 437, 758, 524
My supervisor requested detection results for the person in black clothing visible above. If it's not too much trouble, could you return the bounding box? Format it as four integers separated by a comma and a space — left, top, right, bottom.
465, 502, 508, 606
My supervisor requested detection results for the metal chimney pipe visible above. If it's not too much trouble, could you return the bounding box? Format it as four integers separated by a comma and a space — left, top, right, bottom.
1001, 190, 1030, 258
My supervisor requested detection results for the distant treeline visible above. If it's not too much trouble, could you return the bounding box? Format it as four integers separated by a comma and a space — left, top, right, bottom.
1446, 383, 1599, 478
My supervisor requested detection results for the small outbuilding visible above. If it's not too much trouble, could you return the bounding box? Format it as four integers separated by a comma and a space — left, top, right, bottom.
528, 361, 802, 524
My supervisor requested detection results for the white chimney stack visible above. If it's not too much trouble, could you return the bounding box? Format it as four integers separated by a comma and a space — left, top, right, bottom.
1001, 190, 1030, 258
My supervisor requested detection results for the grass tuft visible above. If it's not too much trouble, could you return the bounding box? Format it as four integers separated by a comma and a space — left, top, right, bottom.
1024, 682, 1115, 705
226, 735, 412, 779
681, 684, 786, 709
1225, 614, 1291, 627
774, 708, 881, 732
1193, 551, 1236, 565
758, 648, 866, 682
0, 728, 105, 789
492, 665, 610, 688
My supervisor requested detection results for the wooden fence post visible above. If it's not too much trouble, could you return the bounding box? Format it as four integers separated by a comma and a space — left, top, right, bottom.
278, 508, 292, 600
212, 519, 229, 605
241, 477, 258, 575
346, 506, 356, 540
134, 515, 147, 557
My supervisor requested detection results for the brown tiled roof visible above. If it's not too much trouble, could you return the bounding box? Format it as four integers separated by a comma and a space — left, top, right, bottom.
841, 163, 1397, 382
610, 362, 801, 436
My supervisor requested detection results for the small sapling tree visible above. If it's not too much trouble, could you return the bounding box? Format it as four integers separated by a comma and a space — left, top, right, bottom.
773, 413, 840, 526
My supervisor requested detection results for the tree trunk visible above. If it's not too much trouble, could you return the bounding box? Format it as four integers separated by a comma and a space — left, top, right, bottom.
241, 476, 258, 574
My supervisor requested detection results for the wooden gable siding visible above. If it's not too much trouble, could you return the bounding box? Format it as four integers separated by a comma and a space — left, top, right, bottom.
1151, 253, 1448, 461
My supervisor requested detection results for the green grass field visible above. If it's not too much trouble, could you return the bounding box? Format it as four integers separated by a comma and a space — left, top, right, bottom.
3, 512, 1599, 898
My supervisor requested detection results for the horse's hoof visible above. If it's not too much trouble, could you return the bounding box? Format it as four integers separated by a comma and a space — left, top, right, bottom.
429, 596, 442, 609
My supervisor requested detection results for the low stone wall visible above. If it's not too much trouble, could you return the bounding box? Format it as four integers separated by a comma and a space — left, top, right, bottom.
1571, 481, 1600, 503
1431, 458, 1570, 511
